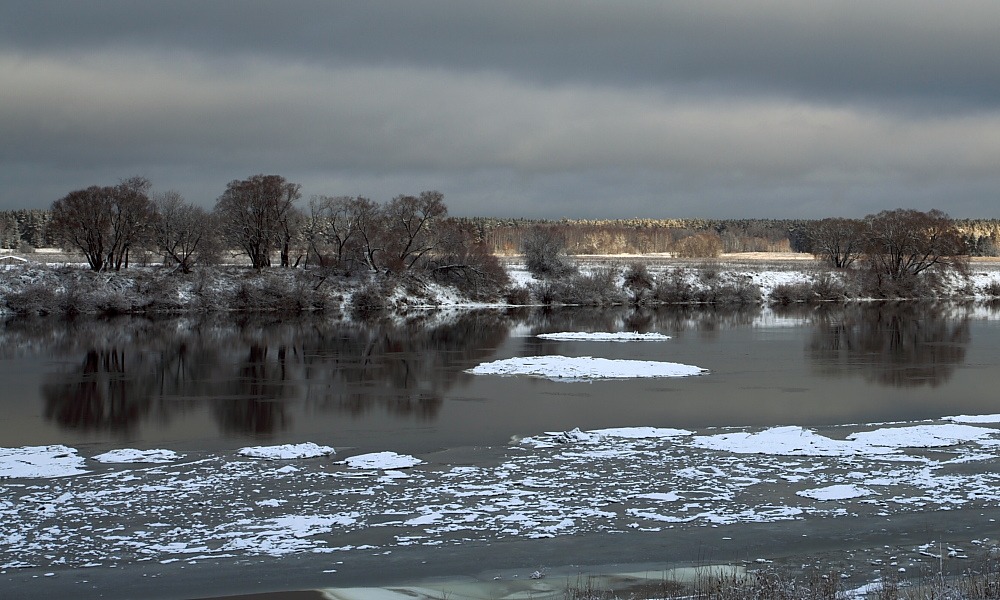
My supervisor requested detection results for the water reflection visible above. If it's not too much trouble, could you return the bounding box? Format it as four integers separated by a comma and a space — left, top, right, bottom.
801, 303, 971, 387
11, 312, 512, 437
42, 348, 156, 432
4, 302, 986, 440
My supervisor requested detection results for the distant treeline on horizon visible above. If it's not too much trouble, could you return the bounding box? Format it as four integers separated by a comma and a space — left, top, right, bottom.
3, 209, 1000, 257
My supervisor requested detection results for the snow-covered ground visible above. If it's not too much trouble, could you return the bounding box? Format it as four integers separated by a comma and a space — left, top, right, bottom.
4, 416, 1000, 571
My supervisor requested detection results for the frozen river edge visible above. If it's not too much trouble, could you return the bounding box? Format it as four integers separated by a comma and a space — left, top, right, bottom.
5, 419, 1000, 599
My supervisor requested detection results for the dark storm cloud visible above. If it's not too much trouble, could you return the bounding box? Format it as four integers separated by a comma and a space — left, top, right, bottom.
5, 1, 999, 108
1, 1, 999, 217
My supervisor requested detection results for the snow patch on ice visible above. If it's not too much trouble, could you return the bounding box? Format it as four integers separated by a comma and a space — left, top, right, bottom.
92, 449, 185, 464
237, 443, 336, 460
847, 424, 993, 448
0, 445, 88, 479
945, 414, 1000, 424
692, 426, 894, 457
467, 355, 706, 381
536, 331, 671, 342
797, 484, 876, 501
342, 452, 422, 470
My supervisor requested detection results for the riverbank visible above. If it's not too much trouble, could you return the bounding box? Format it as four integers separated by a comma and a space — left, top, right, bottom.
2, 252, 1000, 318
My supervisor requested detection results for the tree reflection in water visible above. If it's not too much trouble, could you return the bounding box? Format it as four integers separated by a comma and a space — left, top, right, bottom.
10, 311, 512, 436
42, 348, 156, 432
801, 303, 971, 387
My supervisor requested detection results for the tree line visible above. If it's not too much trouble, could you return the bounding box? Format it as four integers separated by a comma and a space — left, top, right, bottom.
39, 174, 508, 296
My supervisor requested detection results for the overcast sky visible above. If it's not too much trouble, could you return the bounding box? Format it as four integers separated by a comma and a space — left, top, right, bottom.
2, 1, 999, 219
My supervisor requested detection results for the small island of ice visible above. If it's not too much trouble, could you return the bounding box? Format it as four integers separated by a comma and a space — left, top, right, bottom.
797, 484, 876, 501
0, 445, 88, 479
536, 332, 671, 342
466, 355, 706, 381
92, 449, 185, 464
238, 442, 336, 460
341, 451, 423, 470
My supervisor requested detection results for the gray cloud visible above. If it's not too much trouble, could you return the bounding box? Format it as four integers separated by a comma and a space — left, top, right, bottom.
1, 1, 998, 217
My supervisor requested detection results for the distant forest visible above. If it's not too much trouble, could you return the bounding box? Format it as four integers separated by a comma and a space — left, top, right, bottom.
3, 209, 1000, 257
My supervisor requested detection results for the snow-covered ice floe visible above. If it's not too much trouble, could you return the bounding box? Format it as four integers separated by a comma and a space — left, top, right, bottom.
0, 445, 88, 478
797, 484, 876, 501
92, 449, 185, 464
237, 442, 336, 460
945, 414, 1000, 424
341, 451, 422, 470
4, 420, 1000, 569
466, 355, 706, 381
536, 331, 671, 342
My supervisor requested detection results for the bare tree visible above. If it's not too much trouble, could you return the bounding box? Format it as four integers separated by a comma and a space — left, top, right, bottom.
50, 177, 154, 271
350, 196, 386, 272
428, 218, 510, 297
522, 225, 577, 278
383, 190, 447, 271
50, 186, 112, 271
152, 191, 216, 273
809, 218, 864, 268
862, 209, 967, 292
105, 176, 154, 270
213, 174, 301, 269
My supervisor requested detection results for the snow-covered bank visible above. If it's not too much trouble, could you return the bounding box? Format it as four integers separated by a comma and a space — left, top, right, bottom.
3, 257, 1000, 317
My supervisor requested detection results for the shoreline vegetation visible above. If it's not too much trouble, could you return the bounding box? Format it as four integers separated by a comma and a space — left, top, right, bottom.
1, 252, 1000, 319
2, 178, 996, 317
3, 244, 1000, 318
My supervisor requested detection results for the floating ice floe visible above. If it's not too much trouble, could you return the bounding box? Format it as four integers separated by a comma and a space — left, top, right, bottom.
591, 426, 692, 438
797, 484, 876, 501
846, 424, 994, 448
238, 442, 336, 460
521, 426, 692, 448
0, 445, 88, 479
92, 449, 185, 464
692, 426, 896, 457
945, 414, 1000, 424
341, 451, 422, 470
467, 355, 706, 381
536, 331, 671, 342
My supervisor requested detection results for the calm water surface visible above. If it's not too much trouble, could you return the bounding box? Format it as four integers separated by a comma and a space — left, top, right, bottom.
1, 302, 997, 455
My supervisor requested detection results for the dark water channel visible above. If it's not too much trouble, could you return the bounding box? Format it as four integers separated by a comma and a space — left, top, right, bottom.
1, 303, 997, 456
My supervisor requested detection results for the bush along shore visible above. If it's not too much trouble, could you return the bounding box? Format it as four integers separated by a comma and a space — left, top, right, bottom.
2, 255, 1000, 318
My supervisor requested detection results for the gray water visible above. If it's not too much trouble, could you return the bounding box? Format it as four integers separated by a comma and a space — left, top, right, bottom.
0, 303, 995, 454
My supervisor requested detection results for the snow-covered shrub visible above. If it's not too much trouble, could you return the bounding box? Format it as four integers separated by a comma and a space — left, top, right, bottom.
504, 286, 530, 305
522, 226, 577, 279
622, 261, 654, 304
652, 269, 696, 304
527, 268, 624, 306
983, 280, 1000, 297
4, 284, 58, 315
349, 283, 388, 318
693, 274, 762, 305
769, 274, 848, 305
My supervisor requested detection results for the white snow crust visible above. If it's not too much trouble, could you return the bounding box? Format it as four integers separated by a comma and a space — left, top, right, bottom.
341, 451, 422, 470
945, 414, 1000, 424
0, 445, 88, 479
467, 355, 706, 381
238, 442, 336, 460
797, 484, 876, 501
92, 449, 185, 464
846, 424, 993, 448
5, 420, 1000, 570
536, 331, 671, 342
